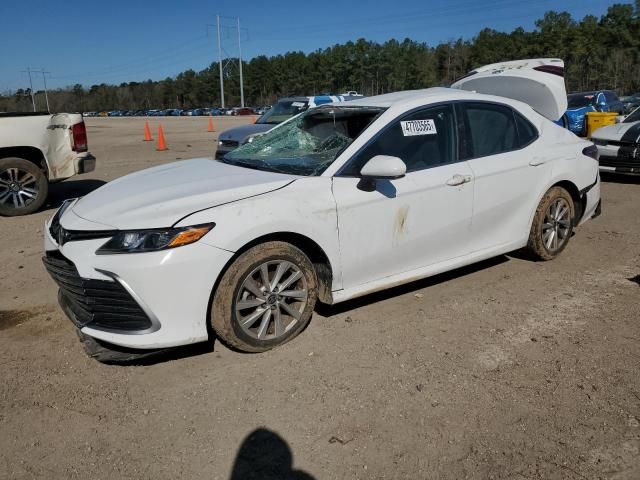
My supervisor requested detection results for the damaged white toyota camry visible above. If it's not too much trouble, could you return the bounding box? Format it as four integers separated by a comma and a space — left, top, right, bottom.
44, 59, 601, 361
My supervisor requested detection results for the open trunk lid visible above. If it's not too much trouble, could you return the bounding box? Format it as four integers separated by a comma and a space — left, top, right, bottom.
451, 58, 567, 122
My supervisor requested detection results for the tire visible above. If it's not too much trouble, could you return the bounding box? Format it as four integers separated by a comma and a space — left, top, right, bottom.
0, 157, 48, 216
211, 241, 318, 353
526, 186, 575, 261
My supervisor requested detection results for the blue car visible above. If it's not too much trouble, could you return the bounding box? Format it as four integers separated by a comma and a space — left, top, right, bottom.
563, 90, 624, 136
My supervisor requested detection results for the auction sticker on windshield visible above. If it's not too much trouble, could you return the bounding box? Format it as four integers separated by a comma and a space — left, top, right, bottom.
401, 119, 437, 136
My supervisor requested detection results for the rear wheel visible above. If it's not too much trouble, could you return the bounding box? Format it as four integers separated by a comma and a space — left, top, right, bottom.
211, 241, 318, 352
526, 186, 575, 260
0, 157, 48, 216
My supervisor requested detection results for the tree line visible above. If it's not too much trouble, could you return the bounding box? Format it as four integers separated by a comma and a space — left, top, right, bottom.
2, 2, 639, 113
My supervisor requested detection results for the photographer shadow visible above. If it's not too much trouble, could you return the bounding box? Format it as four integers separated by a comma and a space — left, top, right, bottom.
230, 428, 314, 480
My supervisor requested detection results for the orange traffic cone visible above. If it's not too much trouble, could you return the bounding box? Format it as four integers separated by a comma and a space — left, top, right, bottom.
207, 116, 215, 132
253, 115, 258, 124
156, 124, 168, 151
143, 121, 153, 141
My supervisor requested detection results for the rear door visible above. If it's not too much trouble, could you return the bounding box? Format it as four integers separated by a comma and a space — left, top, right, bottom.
452, 58, 567, 122
456, 102, 551, 251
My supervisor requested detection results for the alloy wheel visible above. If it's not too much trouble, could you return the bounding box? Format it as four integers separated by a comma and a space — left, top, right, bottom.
542, 198, 571, 253
235, 260, 309, 341
0, 167, 39, 209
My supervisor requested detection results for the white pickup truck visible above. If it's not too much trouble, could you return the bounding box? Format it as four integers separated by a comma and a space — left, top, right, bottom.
0, 112, 96, 216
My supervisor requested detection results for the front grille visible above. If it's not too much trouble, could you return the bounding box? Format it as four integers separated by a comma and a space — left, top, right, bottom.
600, 149, 640, 170
49, 207, 115, 246
219, 139, 239, 148
43, 251, 152, 332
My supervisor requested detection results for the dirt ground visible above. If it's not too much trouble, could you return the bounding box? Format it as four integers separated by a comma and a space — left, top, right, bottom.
1, 116, 640, 480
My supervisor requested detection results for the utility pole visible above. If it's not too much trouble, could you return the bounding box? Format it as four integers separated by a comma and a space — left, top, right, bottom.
237, 17, 244, 108
216, 14, 225, 109
40, 69, 51, 113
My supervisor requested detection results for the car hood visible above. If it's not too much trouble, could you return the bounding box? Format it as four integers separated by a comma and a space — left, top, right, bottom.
219, 123, 274, 142
591, 121, 640, 142
70, 158, 296, 229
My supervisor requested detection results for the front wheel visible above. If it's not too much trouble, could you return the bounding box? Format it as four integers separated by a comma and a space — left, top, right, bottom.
0, 157, 48, 216
526, 186, 575, 261
211, 241, 318, 353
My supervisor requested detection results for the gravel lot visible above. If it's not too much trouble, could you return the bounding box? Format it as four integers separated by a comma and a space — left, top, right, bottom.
1, 116, 639, 480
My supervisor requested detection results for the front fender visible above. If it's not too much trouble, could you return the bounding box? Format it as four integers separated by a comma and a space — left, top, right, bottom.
175, 177, 343, 291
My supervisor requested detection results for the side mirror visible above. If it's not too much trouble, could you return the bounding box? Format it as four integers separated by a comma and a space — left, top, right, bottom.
360, 155, 406, 180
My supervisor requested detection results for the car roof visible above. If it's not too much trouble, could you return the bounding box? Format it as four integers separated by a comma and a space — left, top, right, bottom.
325, 87, 481, 109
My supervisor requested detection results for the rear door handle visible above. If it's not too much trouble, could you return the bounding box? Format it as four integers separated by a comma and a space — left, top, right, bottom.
446, 174, 472, 186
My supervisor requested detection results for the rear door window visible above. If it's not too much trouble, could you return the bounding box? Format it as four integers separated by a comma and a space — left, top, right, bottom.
459, 103, 518, 159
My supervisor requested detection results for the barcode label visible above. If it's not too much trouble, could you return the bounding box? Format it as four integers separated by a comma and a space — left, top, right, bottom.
400, 119, 437, 136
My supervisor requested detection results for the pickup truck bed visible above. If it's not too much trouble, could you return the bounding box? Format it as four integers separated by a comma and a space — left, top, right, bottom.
0, 112, 96, 216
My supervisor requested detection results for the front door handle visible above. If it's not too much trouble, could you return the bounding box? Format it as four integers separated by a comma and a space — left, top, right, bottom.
446, 174, 472, 186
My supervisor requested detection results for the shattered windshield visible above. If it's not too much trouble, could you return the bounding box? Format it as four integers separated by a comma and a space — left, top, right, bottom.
624, 107, 640, 123
258, 100, 310, 125
223, 106, 384, 176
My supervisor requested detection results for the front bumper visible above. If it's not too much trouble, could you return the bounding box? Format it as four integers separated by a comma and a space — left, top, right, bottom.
43, 215, 234, 350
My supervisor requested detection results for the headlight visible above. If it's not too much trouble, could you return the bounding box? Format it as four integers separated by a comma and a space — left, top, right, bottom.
96, 223, 214, 254
57, 198, 76, 217
244, 133, 264, 145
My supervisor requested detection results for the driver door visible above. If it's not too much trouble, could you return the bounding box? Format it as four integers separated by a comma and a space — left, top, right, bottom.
331, 104, 475, 290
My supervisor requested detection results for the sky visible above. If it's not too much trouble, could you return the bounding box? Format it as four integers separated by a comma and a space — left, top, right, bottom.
0, 0, 623, 92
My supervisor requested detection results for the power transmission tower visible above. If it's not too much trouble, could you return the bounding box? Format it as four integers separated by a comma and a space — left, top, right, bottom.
208, 16, 247, 109
40, 69, 51, 113
20, 67, 37, 111
237, 17, 244, 108
20, 68, 51, 112
217, 14, 224, 109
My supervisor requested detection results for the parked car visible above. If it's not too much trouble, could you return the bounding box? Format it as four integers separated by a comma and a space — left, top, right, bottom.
564, 90, 624, 136
255, 105, 271, 115
42, 58, 601, 362
0, 112, 96, 216
620, 95, 640, 114
227, 107, 249, 116
215, 95, 363, 159
591, 105, 640, 175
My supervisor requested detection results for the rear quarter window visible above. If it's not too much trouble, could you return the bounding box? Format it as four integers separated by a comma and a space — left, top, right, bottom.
513, 111, 538, 147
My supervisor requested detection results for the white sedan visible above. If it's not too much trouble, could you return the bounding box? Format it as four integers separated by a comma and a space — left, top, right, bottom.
43, 59, 601, 361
